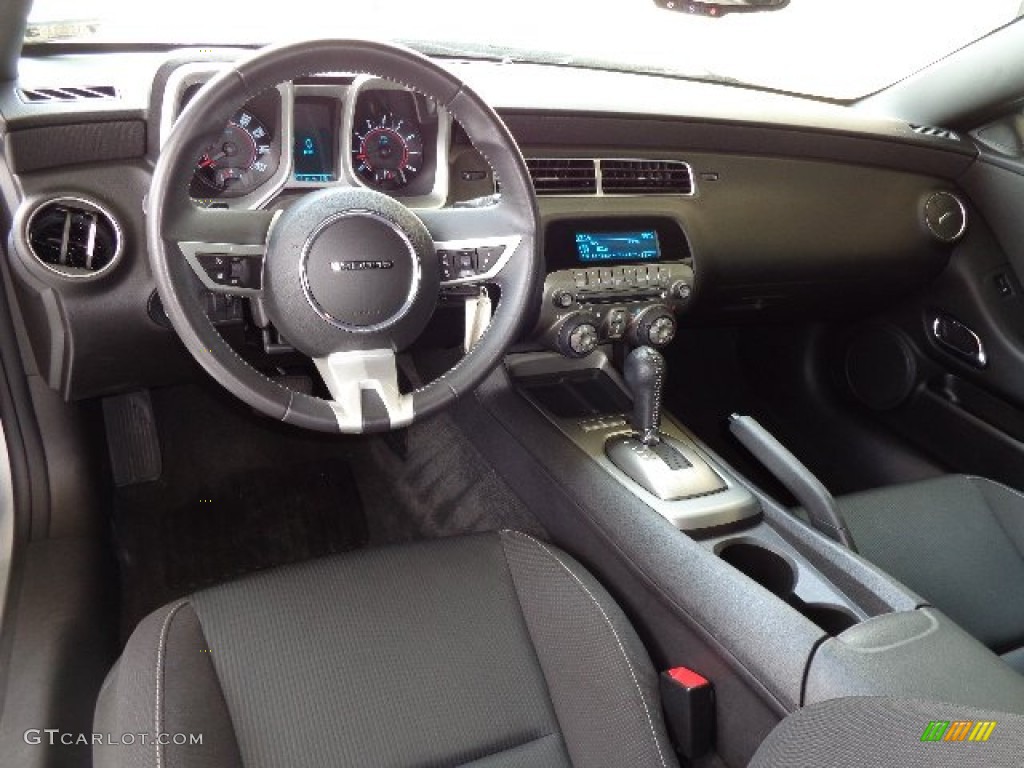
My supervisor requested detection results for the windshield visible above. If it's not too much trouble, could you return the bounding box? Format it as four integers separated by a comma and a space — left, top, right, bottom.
24, 0, 1024, 100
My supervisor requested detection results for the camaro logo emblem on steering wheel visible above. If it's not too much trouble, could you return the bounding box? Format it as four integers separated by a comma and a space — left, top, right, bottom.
330, 260, 394, 272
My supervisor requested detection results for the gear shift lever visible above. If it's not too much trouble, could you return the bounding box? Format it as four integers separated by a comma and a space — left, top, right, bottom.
624, 346, 665, 445
606, 345, 726, 500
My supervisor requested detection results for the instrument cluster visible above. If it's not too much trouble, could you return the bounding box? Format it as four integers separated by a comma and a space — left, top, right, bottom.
180, 76, 447, 208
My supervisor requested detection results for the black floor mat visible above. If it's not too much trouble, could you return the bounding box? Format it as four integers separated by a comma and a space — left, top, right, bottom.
107, 379, 544, 641
109, 382, 369, 641
114, 459, 366, 640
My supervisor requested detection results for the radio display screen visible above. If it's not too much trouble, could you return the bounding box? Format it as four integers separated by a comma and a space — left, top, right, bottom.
575, 230, 660, 263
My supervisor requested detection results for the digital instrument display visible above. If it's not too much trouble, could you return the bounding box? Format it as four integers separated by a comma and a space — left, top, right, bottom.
293, 97, 336, 182
575, 231, 661, 263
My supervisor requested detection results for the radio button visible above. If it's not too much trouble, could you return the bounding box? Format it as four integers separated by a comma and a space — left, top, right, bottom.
553, 290, 575, 309
606, 308, 629, 339
672, 280, 693, 301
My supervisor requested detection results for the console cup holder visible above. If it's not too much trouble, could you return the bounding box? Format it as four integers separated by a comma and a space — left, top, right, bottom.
717, 540, 858, 636
719, 541, 795, 595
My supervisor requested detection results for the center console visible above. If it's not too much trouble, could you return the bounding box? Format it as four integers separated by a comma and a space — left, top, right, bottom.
467, 212, 1024, 765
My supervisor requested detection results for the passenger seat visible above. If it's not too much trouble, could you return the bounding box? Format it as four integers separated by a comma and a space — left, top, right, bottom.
835, 474, 1024, 673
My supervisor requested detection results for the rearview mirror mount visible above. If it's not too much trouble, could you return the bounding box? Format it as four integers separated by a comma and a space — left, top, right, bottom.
654, 0, 789, 17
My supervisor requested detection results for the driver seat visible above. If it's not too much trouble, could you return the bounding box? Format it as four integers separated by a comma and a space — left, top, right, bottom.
93, 530, 680, 767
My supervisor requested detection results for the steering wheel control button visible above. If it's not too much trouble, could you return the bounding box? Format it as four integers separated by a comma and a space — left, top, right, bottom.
197, 253, 228, 283
196, 253, 262, 290
475, 244, 505, 272
456, 248, 478, 276
302, 212, 418, 330
437, 250, 454, 280
435, 243, 509, 283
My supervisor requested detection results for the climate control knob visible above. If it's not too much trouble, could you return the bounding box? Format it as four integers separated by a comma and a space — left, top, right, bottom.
557, 312, 601, 358
628, 305, 676, 348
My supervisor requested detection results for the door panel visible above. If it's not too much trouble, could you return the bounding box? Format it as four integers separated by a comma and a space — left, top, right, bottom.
830, 156, 1024, 487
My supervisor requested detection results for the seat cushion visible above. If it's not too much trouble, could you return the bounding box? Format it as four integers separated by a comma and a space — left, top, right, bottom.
94, 530, 678, 768
836, 475, 1024, 660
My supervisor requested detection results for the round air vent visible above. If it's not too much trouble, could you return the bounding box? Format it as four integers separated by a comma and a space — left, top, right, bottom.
25, 197, 122, 277
923, 191, 967, 244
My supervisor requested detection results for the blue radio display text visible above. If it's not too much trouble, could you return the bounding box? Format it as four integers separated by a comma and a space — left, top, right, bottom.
575, 230, 660, 263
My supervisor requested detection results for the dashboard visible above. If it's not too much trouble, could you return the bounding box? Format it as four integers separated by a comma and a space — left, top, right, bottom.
0, 48, 978, 401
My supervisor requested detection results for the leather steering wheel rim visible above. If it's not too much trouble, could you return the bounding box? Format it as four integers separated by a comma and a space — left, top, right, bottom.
147, 39, 540, 433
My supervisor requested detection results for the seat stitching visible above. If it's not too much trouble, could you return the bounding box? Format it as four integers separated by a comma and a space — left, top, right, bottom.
497, 534, 573, 758
155, 600, 189, 768
505, 530, 668, 768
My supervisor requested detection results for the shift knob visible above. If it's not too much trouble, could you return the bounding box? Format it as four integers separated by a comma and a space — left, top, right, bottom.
624, 346, 666, 445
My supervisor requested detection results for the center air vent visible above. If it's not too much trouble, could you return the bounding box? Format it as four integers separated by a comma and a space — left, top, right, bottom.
17, 85, 117, 103
26, 198, 122, 277
526, 158, 693, 196
600, 159, 693, 194
910, 123, 959, 141
525, 158, 597, 194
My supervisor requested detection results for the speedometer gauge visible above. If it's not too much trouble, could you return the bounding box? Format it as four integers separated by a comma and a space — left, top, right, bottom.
352, 112, 424, 190
191, 109, 276, 199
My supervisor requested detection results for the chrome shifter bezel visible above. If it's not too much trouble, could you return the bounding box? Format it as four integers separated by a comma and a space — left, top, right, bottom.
506, 350, 761, 531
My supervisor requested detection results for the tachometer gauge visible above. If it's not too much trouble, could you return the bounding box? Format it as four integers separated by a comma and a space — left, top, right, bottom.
191, 109, 275, 199
352, 112, 424, 190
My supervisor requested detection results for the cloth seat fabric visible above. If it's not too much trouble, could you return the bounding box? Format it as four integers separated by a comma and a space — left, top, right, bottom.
93, 530, 680, 768
835, 474, 1024, 672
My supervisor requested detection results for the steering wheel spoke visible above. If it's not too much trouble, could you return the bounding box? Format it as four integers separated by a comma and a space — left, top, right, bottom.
314, 348, 414, 432
178, 240, 266, 297
415, 206, 524, 288
174, 208, 277, 297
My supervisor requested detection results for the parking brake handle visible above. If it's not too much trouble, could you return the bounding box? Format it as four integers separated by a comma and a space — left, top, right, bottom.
728, 414, 856, 551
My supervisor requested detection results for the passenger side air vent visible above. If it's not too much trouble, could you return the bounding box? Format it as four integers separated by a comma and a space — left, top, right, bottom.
17, 85, 118, 103
525, 158, 597, 195
910, 123, 959, 141
26, 198, 122, 277
600, 159, 693, 195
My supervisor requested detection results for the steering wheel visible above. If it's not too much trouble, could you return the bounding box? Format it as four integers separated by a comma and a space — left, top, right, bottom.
147, 39, 540, 433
